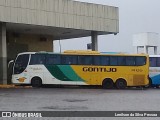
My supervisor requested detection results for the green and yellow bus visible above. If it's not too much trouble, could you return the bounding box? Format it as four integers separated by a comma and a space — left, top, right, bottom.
10, 50, 149, 89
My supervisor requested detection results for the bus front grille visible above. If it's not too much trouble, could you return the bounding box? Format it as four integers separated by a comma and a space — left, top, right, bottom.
133, 75, 145, 85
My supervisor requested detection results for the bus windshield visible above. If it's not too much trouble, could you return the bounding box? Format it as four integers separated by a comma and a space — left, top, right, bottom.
14, 54, 29, 74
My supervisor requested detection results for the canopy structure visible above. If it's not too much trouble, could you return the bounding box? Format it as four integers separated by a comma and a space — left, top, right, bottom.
0, 0, 119, 84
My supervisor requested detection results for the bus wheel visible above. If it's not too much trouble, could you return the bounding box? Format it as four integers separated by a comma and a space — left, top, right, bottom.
102, 78, 114, 89
31, 77, 42, 88
115, 79, 127, 89
149, 77, 152, 88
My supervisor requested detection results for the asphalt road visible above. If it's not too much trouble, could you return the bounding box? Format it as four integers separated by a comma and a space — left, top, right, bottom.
0, 86, 160, 120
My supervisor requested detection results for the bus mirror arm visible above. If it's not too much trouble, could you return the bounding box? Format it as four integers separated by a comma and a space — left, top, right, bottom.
8, 60, 14, 68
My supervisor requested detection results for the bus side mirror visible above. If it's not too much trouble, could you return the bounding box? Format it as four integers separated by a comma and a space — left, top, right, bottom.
8, 60, 14, 68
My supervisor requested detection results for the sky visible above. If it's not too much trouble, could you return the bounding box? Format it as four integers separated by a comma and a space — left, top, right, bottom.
54, 0, 160, 54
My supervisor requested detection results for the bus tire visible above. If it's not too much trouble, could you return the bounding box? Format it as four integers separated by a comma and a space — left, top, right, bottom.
143, 77, 152, 88
115, 78, 127, 89
31, 77, 42, 88
149, 77, 152, 88
102, 78, 114, 89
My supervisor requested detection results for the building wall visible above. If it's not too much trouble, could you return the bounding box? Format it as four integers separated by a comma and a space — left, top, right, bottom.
7, 33, 53, 60
0, 0, 119, 33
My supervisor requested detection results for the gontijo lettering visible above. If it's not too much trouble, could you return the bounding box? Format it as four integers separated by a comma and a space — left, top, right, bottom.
83, 67, 117, 72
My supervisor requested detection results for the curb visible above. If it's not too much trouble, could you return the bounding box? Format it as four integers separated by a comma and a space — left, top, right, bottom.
0, 85, 32, 88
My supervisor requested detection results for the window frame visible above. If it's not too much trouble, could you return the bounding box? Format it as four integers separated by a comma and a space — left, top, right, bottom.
29, 54, 46, 65
149, 57, 160, 67
78, 55, 93, 65
135, 56, 146, 66
93, 56, 110, 66
61, 55, 78, 65
45, 54, 61, 65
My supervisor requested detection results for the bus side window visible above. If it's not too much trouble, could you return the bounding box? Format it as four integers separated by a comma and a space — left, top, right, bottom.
126, 56, 135, 66
118, 56, 126, 66
46, 55, 61, 65
136, 56, 146, 66
61, 55, 77, 65
30, 54, 45, 65
101, 56, 109, 65
149, 57, 156, 67
110, 56, 118, 66
78, 56, 92, 65
157, 57, 160, 67
94, 56, 101, 65
93, 56, 110, 66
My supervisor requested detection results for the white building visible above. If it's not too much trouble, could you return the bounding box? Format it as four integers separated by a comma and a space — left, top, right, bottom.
133, 32, 159, 54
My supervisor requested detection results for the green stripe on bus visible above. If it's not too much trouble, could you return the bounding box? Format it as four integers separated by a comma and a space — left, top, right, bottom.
45, 65, 84, 81
45, 65, 70, 81
58, 65, 84, 82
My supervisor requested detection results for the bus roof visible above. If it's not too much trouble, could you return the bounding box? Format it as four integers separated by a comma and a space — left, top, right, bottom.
16, 51, 148, 57
149, 55, 160, 57
63, 50, 100, 54
17, 52, 36, 55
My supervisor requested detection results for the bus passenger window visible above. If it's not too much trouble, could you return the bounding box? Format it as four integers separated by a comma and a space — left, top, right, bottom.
136, 56, 146, 66
94, 56, 110, 66
126, 57, 135, 66
30, 54, 45, 65
101, 56, 109, 65
94, 56, 101, 65
149, 57, 156, 67
157, 58, 160, 67
61, 55, 77, 65
78, 56, 92, 65
110, 56, 118, 66
46, 55, 61, 65
118, 56, 126, 66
